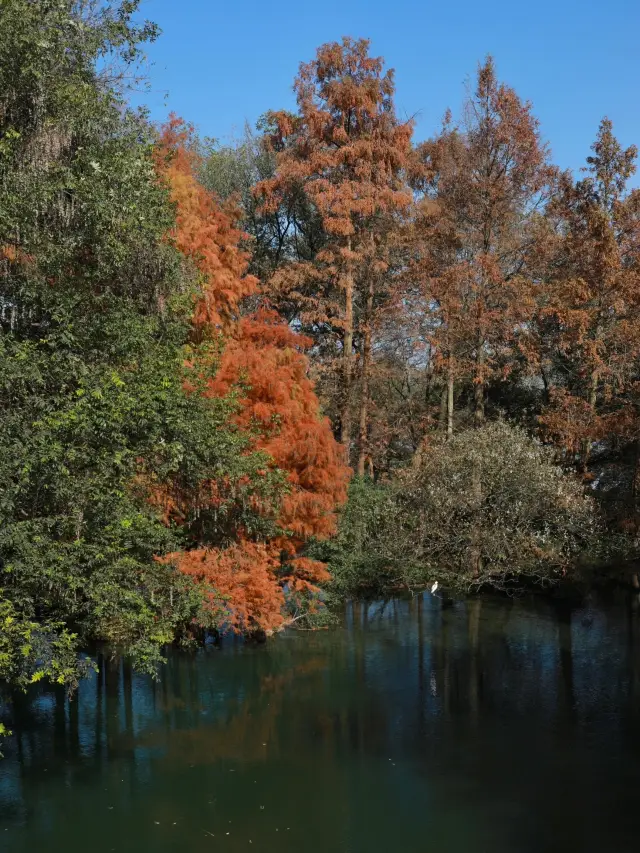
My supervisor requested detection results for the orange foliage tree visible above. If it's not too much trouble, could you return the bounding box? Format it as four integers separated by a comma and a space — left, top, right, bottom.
535, 119, 640, 471
156, 116, 258, 331
405, 59, 554, 434
256, 38, 413, 470
155, 118, 349, 634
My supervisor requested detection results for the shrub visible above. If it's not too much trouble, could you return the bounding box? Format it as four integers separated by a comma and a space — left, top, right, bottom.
317, 423, 603, 599
400, 422, 602, 591
310, 478, 422, 599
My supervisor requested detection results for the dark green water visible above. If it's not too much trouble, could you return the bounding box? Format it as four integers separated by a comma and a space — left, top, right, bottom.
2, 594, 640, 853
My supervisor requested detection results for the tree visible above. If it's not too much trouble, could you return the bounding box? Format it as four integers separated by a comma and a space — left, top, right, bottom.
198, 122, 324, 285
155, 121, 350, 634
256, 37, 413, 467
406, 58, 554, 435
535, 119, 640, 477
402, 422, 601, 590
309, 477, 420, 600
155, 117, 259, 333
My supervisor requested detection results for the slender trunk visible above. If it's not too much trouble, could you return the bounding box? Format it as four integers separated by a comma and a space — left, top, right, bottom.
357, 273, 374, 477
470, 334, 483, 578
581, 370, 598, 473
581, 318, 601, 473
631, 439, 640, 512
541, 365, 551, 406
438, 382, 448, 431
447, 356, 454, 437
474, 330, 485, 427
341, 236, 354, 456
470, 460, 483, 579
589, 370, 598, 414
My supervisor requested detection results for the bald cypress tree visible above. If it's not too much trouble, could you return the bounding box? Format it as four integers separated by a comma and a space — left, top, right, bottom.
257, 38, 413, 468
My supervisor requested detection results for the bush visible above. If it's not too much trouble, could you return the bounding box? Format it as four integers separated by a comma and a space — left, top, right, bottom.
316, 423, 603, 599
309, 478, 422, 599
399, 421, 602, 591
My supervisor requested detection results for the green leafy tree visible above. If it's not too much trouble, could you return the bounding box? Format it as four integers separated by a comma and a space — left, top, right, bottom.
0, 0, 284, 688
310, 477, 419, 600
198, 121, 325, 293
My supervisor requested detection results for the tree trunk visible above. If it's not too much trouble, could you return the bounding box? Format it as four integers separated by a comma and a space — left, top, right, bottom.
470, 459, 483, 579
447, 355, 454, 437
470, 325, 483, 580
581, 370, 598, 473
439, 354, 455, 438
341, 237, 354, 456
357, 273, 374, 477
631, 439, 640, 513
474, 330, 485, 427
438, 382, 448, 431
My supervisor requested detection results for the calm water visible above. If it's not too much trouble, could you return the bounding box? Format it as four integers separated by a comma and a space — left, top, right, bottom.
2, 594, 640, 853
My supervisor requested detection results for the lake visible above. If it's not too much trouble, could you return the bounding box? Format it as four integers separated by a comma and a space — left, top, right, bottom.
2, 593, 640, 852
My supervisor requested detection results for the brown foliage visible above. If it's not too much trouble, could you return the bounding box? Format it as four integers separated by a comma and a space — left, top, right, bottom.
155, 116, 258, 332
155, 118, 349, 633
256, 38, 413, 464
535, 119, 640, 468
209, 309, 349, 550
402, 58, 554, 433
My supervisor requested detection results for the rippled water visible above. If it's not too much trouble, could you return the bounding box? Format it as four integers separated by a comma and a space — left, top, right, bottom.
2, 593, 640, 852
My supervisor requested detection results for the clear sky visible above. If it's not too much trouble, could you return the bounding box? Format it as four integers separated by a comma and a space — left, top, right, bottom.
133, 0, 640, 181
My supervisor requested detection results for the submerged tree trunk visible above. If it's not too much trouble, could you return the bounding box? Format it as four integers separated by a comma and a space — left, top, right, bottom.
468, 598, 482, 723
357, 273, 374, 477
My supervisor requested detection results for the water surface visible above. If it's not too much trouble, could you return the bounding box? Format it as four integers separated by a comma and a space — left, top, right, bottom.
2, 594, 640, 852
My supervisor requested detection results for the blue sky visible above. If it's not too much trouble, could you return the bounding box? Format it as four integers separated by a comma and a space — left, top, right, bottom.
133, 0, 640, 181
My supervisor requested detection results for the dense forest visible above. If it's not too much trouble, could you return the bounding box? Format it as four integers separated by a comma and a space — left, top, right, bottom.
1, 0, 640, 697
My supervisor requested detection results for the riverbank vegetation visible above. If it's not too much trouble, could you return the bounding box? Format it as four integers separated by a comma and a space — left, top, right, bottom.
1, 1, 640, 693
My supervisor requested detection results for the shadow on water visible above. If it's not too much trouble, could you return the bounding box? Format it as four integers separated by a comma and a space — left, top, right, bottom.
2, 592, 640, 852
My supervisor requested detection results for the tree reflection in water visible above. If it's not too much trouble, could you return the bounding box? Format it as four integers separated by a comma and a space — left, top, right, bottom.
2, 592, 640, 853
